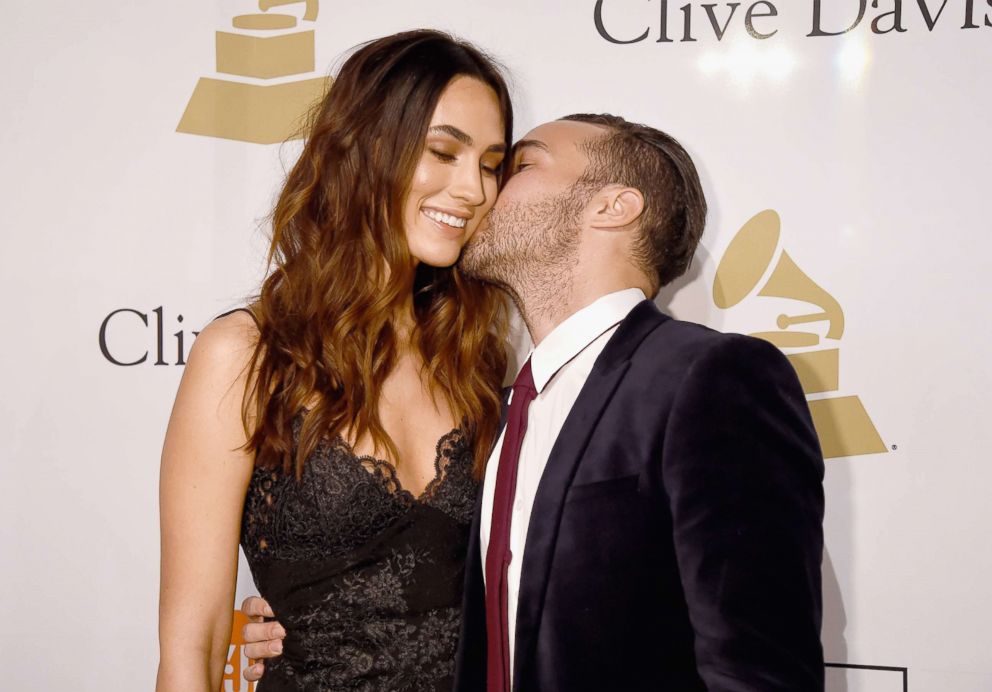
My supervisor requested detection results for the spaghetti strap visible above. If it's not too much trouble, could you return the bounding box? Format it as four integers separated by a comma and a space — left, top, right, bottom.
214, 306, 259, 325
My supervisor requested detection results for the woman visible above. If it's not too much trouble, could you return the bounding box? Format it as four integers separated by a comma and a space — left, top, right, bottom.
157, 30, 513, 691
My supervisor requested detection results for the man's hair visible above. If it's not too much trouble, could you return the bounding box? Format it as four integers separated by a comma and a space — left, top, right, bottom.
560, 113, 707, 292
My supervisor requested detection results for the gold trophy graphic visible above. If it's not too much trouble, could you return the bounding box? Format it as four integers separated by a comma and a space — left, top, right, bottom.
177, 0, 329, 144
713, 209, 886, 459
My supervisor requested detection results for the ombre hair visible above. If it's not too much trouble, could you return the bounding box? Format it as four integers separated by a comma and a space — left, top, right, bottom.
244, 30, 512, 477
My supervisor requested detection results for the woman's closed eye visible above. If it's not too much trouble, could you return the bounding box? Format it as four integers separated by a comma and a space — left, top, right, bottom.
431, 149, 502, 177
430, 148, 457, 163
482, 156, 505, 176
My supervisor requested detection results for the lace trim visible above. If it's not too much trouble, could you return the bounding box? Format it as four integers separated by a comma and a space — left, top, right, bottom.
241, 423, 477, 564
331, 427, 462, 501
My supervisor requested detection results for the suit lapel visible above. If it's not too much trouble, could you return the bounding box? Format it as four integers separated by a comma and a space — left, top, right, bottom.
511, 300, 668, 688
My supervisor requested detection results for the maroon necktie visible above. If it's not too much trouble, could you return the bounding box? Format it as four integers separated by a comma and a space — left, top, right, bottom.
485, 359, 537, 692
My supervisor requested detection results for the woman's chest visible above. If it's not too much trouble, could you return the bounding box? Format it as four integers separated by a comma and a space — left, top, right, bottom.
241, 429, 477, 563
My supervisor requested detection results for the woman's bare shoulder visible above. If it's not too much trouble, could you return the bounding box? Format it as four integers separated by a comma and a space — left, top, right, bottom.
193, 310, 259, 361
179, 310, 260, 401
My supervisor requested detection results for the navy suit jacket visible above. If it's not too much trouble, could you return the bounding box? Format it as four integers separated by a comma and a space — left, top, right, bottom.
454, 300, 825, 691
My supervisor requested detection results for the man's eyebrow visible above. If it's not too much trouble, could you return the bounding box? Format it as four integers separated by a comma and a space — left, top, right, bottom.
428, 125, 507, 153
512, 139, 550, 157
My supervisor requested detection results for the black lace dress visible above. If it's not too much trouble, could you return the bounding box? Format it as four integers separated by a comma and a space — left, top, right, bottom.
240, 418, 479, 691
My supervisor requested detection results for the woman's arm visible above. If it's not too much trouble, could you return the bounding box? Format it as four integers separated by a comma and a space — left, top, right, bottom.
156, 313, 258, 692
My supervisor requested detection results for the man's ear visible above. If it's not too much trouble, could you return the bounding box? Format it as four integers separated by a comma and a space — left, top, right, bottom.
589, 185, 645, 231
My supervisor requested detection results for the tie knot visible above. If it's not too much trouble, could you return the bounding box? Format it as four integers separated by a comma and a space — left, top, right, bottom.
512, 358, 536, 395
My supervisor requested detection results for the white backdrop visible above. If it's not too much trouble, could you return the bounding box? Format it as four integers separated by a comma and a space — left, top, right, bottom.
2, 1, 990, 690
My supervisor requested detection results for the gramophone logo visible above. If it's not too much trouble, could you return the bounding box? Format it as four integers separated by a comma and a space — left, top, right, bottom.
177, 0, 330, 144
222, 609, 256, 691
713, 209, 886, 459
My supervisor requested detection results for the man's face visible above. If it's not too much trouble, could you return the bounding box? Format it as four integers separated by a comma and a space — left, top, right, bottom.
460, 120, 605, 284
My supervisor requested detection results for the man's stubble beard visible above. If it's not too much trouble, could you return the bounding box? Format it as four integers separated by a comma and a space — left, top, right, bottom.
460, 184, 592, 316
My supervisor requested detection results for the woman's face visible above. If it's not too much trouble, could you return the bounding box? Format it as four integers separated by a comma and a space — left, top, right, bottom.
402, 76, 507, 268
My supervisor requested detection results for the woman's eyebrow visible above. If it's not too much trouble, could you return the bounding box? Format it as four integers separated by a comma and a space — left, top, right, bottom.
429, 125, 507, 153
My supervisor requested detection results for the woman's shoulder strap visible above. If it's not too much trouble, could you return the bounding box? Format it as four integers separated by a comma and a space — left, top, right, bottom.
214, 306, 259, 325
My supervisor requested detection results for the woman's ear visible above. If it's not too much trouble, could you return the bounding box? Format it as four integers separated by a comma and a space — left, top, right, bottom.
589, 185, 645, 230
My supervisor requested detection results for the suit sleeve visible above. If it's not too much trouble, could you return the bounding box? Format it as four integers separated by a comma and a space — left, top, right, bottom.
661, 334, 825, 691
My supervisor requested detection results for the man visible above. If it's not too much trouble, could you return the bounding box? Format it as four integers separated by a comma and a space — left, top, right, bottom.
242, 114, 825, 690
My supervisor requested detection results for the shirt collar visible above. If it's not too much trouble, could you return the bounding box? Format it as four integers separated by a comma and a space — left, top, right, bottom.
527, 288, 647, 393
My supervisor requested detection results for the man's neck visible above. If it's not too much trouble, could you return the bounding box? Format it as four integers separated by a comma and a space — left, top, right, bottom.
510, 274, 648, 345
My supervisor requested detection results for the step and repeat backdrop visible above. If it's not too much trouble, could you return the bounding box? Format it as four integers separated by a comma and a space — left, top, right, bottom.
2, 1, 989, 690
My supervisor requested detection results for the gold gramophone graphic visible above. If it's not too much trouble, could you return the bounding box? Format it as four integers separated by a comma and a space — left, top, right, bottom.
713, 209, 886, 459
177, 0, 329, 144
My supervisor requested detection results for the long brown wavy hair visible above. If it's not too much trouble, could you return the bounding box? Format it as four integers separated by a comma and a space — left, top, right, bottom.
243, 30, 512, 478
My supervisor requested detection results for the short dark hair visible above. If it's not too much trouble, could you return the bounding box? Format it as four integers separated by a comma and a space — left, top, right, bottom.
560, 113, 707, 292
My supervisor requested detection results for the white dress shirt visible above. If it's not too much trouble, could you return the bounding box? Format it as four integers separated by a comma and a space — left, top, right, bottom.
479, 287, 647, 679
